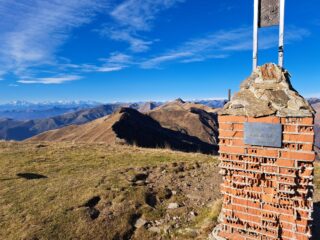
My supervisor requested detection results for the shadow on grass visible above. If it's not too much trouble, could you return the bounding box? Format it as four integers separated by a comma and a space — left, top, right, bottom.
16, 173, 48, 180
312, 201, 320, 240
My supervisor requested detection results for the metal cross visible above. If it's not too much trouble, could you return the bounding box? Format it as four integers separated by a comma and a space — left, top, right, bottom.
253, 0, 285, 70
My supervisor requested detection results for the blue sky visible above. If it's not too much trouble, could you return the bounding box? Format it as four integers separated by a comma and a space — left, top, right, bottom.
0, 0, 319, 103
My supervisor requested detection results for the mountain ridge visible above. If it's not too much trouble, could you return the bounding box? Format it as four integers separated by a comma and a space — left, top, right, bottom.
28, 105, 219, 154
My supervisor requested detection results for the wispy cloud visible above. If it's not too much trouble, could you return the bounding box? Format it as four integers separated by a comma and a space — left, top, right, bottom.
111, 0, 184, 31
94, 52, 132, 72
0, 0, 105, 77
105, 52, 132, 64
101, 0, 185, 52
18, 75, 82, 84
106, 28, 153, 52
141, 26, 310, 68
95, 66, 124, 72
141, 52, 193, 69
58, 52, 132, 73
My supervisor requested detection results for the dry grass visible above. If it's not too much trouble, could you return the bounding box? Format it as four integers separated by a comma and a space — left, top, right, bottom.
0, 142, 218, 240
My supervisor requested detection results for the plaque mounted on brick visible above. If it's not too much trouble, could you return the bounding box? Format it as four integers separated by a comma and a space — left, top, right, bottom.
244, 122, 282, 147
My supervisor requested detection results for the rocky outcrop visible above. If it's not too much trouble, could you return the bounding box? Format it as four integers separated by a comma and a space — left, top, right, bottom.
148, 99, 219, 146
222, 63, 315, 117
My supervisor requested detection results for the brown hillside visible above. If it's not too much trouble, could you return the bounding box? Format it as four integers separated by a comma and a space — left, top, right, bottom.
148, 99, 219, 146
28, 107, 218, 154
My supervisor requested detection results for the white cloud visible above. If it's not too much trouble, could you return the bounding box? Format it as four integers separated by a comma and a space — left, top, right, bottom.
111, 0, 184, 31
106, 29, 153, 52
60, 52, 132, 73
102, 0, 185, 52
141, 26, 310, 68
107, 53, 132, 64
96, 66, 124, 72
18, 75, 82, 84
141, 52, 192, 68
0, 0, 105, 77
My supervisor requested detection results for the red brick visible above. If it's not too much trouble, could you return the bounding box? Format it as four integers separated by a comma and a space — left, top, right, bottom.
283, 143, 298, 151
219, 138, 231, 145
247, 116, 280, 124
296, 234, 309, 240
235, 212, 261, 224
219, 130, 244, 138
263, 187, 276, 194
259, 149, 279, 157
220, 145, 245, 154
220, 138, 245, 147
233, 198, 260, 208
281, 117, 314, 125
276, 159, 295, 167
296, 210, 309, 218
282, 230, 294, 239
233, 123, 244, 130
297, 143, 314, 151
298, 125, 314, 133
231, 138, 245, 146
246, 148, 279, 158
219, 115, 246, 123
261, 194, 274, 203
295, 218, 309, 226
230, 154, 245, 161
219, 123, 233, 130
283, 133, 314, 143
219, 232, 246, 240
280, 151, 315, 161
279, 214, 295, 223
284, 124, 297, 132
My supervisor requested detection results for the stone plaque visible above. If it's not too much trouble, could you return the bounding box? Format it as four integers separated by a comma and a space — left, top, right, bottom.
244, 122, 282, 147
259, 0, 280, 28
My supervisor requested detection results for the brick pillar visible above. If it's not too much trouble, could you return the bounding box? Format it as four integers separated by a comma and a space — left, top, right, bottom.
211, 64, 316, 240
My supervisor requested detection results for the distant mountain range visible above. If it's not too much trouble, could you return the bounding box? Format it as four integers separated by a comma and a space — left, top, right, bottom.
0, 105, 118, 140
0, 99, 223, 143
28, 100, 219, 154
0, 100, 101, 111
0, 100, 224, 120
0, 100, 102, 120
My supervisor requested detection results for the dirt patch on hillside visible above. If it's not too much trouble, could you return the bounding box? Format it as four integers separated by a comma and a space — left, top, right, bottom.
70, 161, 222, 240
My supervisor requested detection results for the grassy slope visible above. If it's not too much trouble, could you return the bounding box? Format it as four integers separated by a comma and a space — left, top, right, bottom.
0, 142, 219, 240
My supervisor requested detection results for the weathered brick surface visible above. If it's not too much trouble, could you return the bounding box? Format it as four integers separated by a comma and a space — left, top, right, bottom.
217, 117, 315, 240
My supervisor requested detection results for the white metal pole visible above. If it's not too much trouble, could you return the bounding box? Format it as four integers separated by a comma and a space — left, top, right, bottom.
279, 0, 285, 68
253, 0, 259, 70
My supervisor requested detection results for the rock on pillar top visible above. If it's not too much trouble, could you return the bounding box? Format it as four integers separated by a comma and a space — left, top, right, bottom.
222, 63, 314, 118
